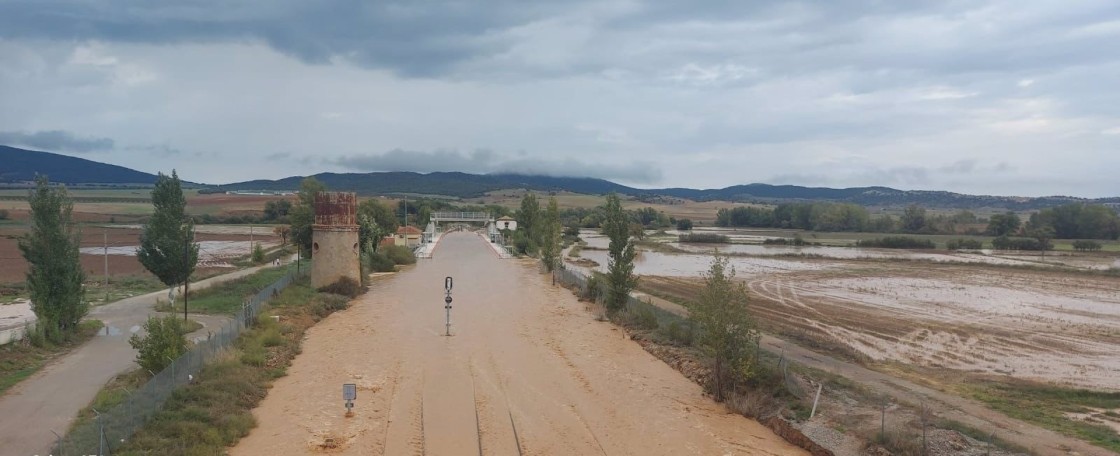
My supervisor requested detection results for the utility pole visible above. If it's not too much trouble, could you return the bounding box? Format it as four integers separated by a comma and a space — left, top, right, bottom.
183, 235, 190, 322
103, 229, 109, 302
249, 225, 254, 255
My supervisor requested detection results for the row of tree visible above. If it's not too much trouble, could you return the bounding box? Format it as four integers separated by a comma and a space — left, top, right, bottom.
571, 193, 758, 402
713, 202, 1119, 240
20, 171, 199, 346
509, 193, 563, 272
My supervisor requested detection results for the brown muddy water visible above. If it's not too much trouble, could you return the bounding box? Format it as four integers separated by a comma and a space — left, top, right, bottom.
232, 233, 805, 455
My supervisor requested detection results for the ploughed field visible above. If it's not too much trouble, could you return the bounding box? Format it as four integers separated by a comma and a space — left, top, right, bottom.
0, 226, 270, 283
626, 255, 1120, 391
232, 233, 805, 455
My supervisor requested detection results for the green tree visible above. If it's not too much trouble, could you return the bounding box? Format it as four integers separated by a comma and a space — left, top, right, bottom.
138, 171, 199, 320
251, 242, 265, 263
517, 193, 541, 250
539, 197, 562, 272
602, 193, 637, 314
18, 176, 86, 343
289, 177, 326, 257
129, 316, 188, 373
690, 255, 759, 402
986, 212, 1021, 236
676, 218, 694, 231
262, 199, 292, 221
1027, 225, 1055, 257
900, 205, 928, 233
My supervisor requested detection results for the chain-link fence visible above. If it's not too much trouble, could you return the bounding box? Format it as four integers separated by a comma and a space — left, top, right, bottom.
50, 267, 308, 456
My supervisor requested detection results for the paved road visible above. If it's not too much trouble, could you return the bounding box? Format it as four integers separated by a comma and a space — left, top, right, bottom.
0, 259, 293, 456
631, 292, 1112, 456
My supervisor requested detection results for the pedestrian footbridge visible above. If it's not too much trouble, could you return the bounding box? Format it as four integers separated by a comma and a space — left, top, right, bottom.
421, 212, 511, 258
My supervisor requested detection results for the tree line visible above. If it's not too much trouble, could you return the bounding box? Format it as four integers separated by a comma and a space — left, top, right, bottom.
713, 202, 1119, 240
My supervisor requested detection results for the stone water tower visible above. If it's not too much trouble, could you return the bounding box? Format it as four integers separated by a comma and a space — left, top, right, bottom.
311, 192, 361, 289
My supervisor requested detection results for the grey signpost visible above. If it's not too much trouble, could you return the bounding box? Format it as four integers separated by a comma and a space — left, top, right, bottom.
343, 383, 357, 416
444, 276, 453, 336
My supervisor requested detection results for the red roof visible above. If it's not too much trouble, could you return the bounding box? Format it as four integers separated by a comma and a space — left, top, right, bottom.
397, 225, 422, 235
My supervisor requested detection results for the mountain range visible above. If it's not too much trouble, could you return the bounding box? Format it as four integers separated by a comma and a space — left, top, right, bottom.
2, 145, 1117, 210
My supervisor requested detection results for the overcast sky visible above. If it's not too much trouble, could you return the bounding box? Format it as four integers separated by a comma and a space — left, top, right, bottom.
1, 1, 1118, 197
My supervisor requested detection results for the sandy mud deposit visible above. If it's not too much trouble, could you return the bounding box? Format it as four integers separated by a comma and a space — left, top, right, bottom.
232, 233, 804, 455
643, 259, 1120, 390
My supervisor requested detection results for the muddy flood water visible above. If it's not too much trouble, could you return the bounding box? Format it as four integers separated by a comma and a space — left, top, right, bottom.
232, 233, 804, 455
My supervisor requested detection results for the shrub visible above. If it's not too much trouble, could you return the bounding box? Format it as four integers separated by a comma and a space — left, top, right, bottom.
676, 219, 694, 231
317, 276, 364, 298
856, 236, 936, 249
310, 294, 350, 319
946, 238, 983, 250
383, 245, 417, 265
0, 209, 9, 220
762, 235, 807, 246
583, 273, 605, 302
622, 305, 659, 330
660, 320, 694, 346
678, 233, 730, 243
1073, 240, 1103, 252
365, 251, 396, 272
992, 235, 1050, 251
251, 243, 265, 263
129, 316, 189, 373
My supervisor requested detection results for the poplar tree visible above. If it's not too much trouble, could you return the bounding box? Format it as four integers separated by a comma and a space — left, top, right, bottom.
19, 176, 87, 343
138, 170, 199, 319
602, 193, 637, 313
539, 196, 562, 272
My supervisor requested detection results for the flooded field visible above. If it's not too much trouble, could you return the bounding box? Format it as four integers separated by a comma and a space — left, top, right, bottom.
0, 226, 267, 283
232, 233, 804, 455
634, 248, 1120, 390
582, 229, 1120, 270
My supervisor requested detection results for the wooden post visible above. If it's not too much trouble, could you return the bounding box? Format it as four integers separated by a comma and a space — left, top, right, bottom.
810, 383, 823, 418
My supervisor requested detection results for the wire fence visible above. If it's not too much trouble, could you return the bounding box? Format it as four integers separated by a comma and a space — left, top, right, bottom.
553, 264, 809, 396
50, 266, 308, 456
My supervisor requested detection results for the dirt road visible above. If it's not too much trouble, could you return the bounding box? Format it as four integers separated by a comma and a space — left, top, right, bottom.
0, 258, 291, 456
233, 233, 804, 455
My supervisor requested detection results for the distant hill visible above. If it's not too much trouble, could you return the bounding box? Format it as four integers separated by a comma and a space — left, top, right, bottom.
218, 171, 1119, 211
217, 172, 638, 200
4, 145, 1115, 210
0, 145, 159, 185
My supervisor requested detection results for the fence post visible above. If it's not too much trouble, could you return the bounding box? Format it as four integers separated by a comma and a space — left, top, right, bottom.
810, 383, 823, 418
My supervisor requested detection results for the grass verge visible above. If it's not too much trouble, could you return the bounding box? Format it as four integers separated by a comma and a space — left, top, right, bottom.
964, 379, 1120, 452
0, 320, 103, 395
158, 264, 298, 314
87, 276, 349, 454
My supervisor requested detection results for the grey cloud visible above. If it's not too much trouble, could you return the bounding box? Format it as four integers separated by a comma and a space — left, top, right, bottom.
0, 130, 114, 152
770, 160, 1024, 188
0, 0, 568, 77
2, 0, 1118, 81
333, 149, 662, 184
127, 144, 183, 157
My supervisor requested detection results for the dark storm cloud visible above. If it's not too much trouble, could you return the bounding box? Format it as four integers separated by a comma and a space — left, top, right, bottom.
2, 0, 1116, 80
0, 130, 114, 152
0, 0, 570, 77
333, 149, 662, 184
